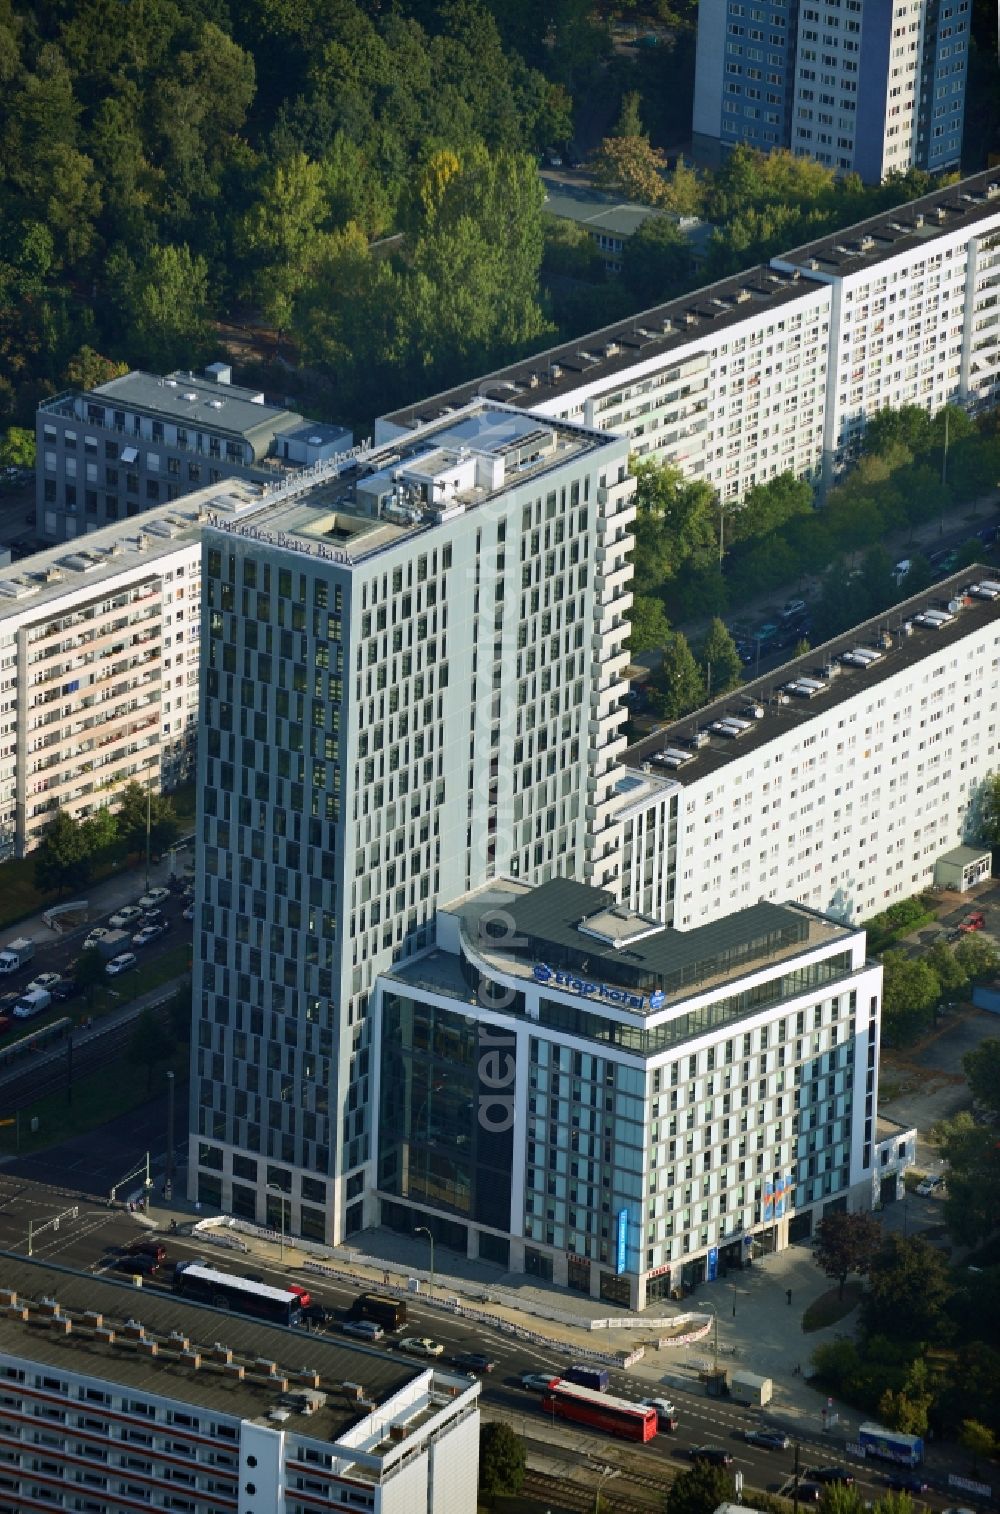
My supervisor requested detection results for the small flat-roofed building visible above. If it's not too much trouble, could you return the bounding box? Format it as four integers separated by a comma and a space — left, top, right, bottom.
933, 844, 992, 892
375, 874, 882, 1308
0, 1255, 479, 1514
540, 174, 714, 276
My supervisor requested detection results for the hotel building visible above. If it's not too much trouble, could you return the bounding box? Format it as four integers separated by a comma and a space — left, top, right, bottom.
374, 876, 882, 1308
379, 170, 1000, 501
0, 1256, 479, 1514
188, 404, 636, 1245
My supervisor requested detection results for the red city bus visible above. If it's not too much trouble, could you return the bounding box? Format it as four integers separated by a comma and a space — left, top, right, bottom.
541, 1380, 657, 1442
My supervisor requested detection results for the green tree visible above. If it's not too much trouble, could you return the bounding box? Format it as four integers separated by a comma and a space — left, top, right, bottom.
664, 1460, 733, 1514
880, 951, 940, 1044
478, 1421, 525, 1503
652, 631, 704, 719
631, 459, 719, 598
700, 617, 743, 697
926, 940, 968, 998
863, 1233, 954, 1344
793, 636, 811, 657
973, 771, 1000, 851
128, 1007, 171, 1094
963, 1038, 1000, 1123
109, 243, 212, 372
613, 90, 645, 139
862, 405, 932, 458
236, 152, 331, 332
730, 472, 813, 545
627, 594, 671, 655
953, 932, 999, 984
75, 945, 108, 1012
115, 783, 151, 856
0, 427, 35, 467
878, 1359, 933, 1436
960, 1417, 996, 1472
622, 215, 691, 306
80, 806, 118, 858
33, 809, 92, 896
814, 1210, 882, 1299
64, 347, 129, 391
936, 1112, 1000, 1245
818, 1487, 868, 1514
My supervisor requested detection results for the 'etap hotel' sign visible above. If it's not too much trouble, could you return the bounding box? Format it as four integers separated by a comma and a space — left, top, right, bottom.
532, 963, 665, 1012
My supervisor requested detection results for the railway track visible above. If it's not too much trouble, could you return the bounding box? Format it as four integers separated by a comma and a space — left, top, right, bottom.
520, 1467, 660, 1513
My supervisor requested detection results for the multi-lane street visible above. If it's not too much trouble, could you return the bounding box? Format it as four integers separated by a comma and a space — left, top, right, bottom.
0, 1171, 958, 1509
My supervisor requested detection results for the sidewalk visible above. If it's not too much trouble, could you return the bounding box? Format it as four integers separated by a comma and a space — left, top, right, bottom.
3, 850, 182, 954
134, 1186, 858, 1435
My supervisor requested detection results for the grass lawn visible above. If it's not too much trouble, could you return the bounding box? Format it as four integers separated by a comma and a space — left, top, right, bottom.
802, 1280, 864, 1331
0, 1046, 188, 1158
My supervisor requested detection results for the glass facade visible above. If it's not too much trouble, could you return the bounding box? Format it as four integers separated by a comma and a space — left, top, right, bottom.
524, 1040, 645, 1273
378, 993, 514, 1230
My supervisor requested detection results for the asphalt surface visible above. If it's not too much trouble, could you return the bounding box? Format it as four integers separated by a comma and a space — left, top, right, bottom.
0, 1170, 961, 1506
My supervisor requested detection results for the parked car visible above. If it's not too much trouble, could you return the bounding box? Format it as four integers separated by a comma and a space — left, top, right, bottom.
340, 1318, 384, 1341
781, 599, 807, 621
83, 927, 110, 952
916, 1173, 944, 1195
744, 1429, 790, 1450
106, 952, 137, 977
108, 905, 143, 929
133, 922, 167, 947
691, 1447, 733, 1467
520, 1371, 558, 1393
26, 972, 62, 995
451, 1352, 496, 1376
182, 904, 195, 922
797, 1484, 823, 1503
138, 887, 170, 910
958, 911, 986, 933
811, 1467, 854, 1486
399, 1337, 444, 1358
51, 977, 80, 1002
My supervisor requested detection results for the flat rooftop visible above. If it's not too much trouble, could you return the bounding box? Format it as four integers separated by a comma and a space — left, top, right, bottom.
0, 482, 262, 622
92, 370, 300, 439
381, 169, 1000, 433
205, 402, 620, 566
624, 567, 1000, 786
0, 1254, 427, 1444
428, 876, 855, 1011
773, 170, 1000, 279
380, 261, 809, 431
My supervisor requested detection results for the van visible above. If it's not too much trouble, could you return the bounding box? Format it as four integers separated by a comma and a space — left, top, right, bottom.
565, 1364, 609, 1392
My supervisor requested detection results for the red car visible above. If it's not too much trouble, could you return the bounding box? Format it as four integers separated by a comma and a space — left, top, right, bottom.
958, 911, 986, 933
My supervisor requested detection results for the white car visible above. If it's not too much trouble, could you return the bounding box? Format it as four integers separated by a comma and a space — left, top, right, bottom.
108, 905, 143, 929
915, 1174, 944, 1195
132, 923, 165, 947
138, 887, 170, 910
182, 903, 194, 922
83, 927, 110, 952
399, 1336, 444, 1358
105, 952, 137, 976
26, 972, 61, 994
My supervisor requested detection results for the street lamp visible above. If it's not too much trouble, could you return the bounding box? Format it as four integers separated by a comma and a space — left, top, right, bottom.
414, 1225, 435, 1300
266, 1183, 286, 1261
703, 1299, 720, 1377
591, 1463, 620, 1513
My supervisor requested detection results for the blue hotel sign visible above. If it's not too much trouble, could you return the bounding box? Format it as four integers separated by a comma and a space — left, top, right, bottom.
533, 963, 665, 1012
616, 1209, 629, 1275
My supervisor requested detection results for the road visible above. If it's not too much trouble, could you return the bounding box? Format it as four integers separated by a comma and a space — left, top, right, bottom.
0, 1171, 961, 1508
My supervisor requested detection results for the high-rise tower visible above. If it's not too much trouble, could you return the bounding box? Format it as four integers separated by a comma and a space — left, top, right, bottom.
188, 403, 636, 1243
